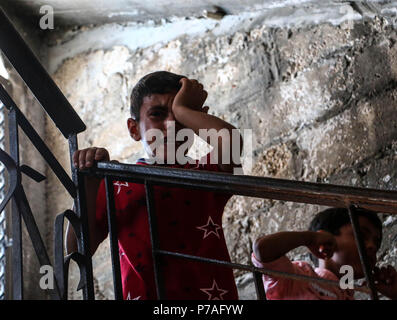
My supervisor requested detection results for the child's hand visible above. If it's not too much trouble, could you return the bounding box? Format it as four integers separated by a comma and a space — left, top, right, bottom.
172, 78, 209, 113
73, 147, 110, 169
307, 231, 337, 260
373, 265, 397, 299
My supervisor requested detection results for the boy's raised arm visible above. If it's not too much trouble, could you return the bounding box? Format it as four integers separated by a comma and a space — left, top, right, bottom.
253, 231, 337, 263
65, 147, 110, 256
172, 78, 243, 173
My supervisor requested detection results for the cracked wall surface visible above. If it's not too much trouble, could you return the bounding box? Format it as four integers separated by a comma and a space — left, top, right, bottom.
39, 6, 397, 300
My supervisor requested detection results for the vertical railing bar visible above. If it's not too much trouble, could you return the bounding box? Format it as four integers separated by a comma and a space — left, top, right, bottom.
144, 180, 165, 299
10, 198, 22, 300
347, 205, 378, 300
54, 212, 68, 300
12, 185, 61, 299
0, 97, 7, 301
0, 85, 76, 198
8, 107, 23, 300
104, 176, 123, 300
253, 271, 266, 300
68, 134, 95, 300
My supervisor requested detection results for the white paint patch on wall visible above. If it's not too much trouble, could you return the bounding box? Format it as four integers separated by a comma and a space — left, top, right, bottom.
257, 0, 314, 10
276, 71, 332, 128
0, 56, 9, 80
157, 40, 183, 71
264, 4, 362, 27
107, 10, 143, 18
46, 1, 380, 74
217, 64, 239, 85
102, 46, 133, 76
47, 18, 216, 73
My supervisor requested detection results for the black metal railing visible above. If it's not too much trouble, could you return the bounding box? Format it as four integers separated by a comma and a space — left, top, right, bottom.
84, 161, 397, 300
0, 6, 92, 300
0, 6, 395, 300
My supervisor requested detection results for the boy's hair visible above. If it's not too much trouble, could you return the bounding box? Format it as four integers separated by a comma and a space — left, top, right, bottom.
130, 71, 186, 121
308, 207, 382, 266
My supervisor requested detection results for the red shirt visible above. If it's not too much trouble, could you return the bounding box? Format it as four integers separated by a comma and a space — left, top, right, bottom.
95, 159, 238, 300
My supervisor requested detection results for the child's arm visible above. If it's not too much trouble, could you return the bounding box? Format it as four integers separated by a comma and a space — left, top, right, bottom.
253, 231, 337, 263
172, 78, 243, 173
65, 147, 110, 256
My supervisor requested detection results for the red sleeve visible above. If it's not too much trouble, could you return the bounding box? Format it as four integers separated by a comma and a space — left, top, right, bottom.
197, 152, 222, 172
95, 179, 109, 242
198, 152, 242, 174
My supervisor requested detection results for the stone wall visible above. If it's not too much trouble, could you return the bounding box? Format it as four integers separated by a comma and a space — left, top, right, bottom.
40, 10, 397, 300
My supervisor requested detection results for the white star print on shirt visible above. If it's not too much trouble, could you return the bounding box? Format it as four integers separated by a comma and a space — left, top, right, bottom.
113, 181, 129, 195
196, 216, 222, 239
126, 292, 141, 300
200, 280, 228, 300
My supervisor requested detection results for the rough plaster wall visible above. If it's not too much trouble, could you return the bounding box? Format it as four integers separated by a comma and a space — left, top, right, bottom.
45, 15, 397, 300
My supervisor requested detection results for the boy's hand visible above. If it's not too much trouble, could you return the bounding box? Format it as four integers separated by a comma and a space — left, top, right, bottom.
373, 265, 397, 299
307, 231, 337, 260
172, 78, 209, 113
73, 147, 110, 169
68, 147, 111, 256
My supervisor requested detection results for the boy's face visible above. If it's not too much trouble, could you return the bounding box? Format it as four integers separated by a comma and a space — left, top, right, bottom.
331, 216, 382, 279
127, 92, 190, 162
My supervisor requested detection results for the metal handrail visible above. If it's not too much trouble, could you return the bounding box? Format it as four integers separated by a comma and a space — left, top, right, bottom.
80, 161, 397, 300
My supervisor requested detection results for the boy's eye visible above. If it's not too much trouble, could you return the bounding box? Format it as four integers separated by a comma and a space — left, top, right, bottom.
150, 111, 165, 117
